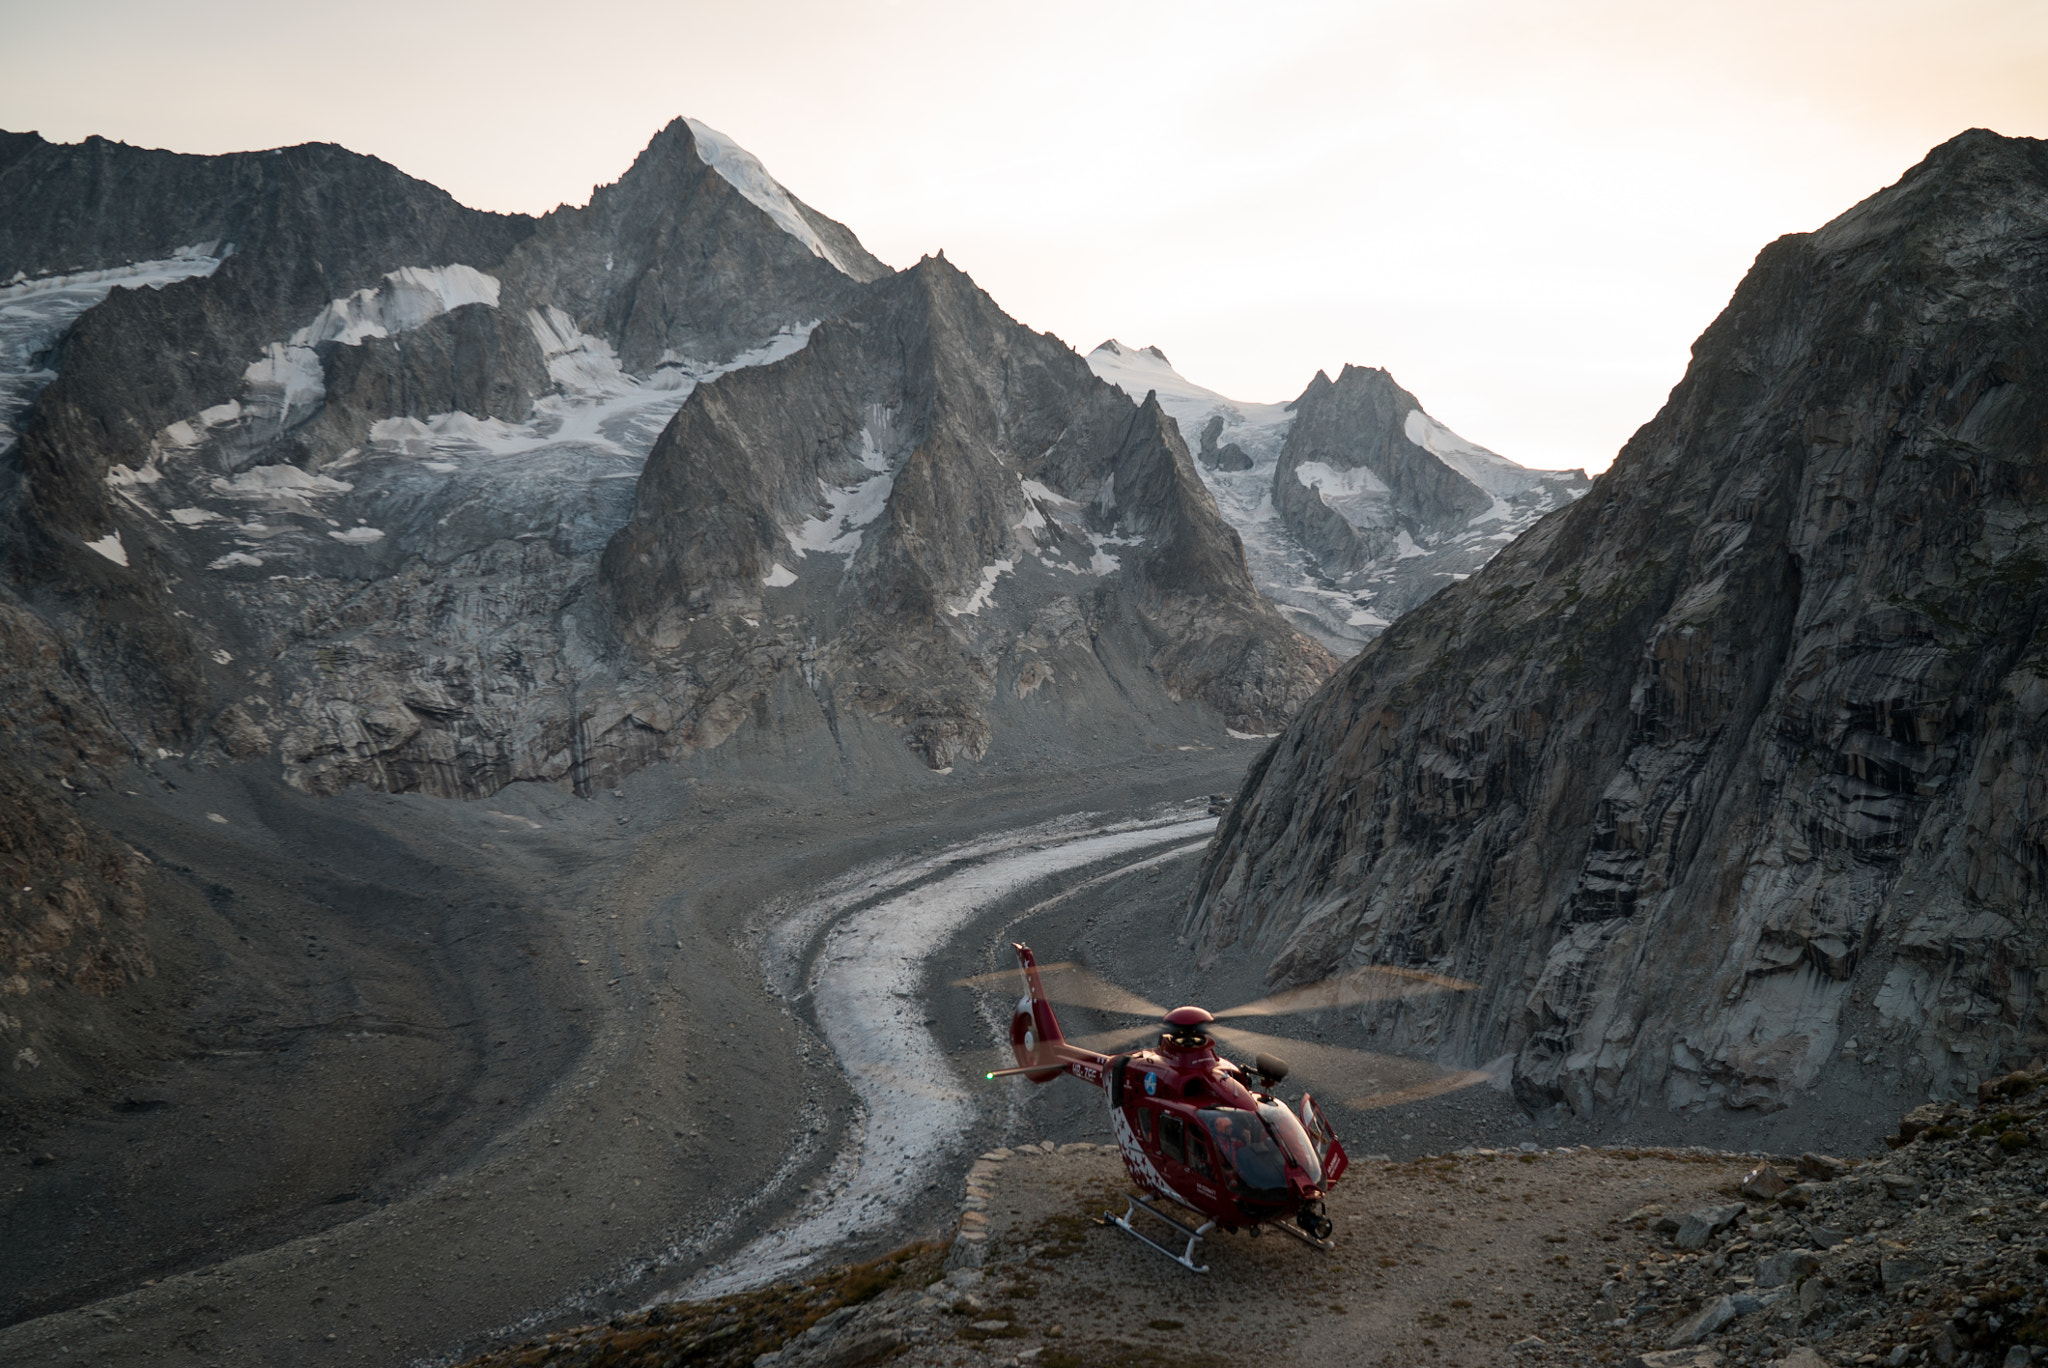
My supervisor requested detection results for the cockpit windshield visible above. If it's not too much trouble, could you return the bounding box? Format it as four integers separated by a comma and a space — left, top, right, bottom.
1258, 1098, 1324, 1187
1200, 1103, 1323, 1196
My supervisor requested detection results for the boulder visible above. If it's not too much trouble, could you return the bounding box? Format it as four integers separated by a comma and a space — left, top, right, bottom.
1665, 1295, 1741, 1347
1797, 1153, 1845, 1182
1978, 1071, 2039, 1104
1631, 1350, 1724, 1368
1674, 1204, 1747, 1251
1741, 1164, 1791, 1200
816, 1330, 906, 1368
1755, 1249, 1821, 1288
1879, 1250, 1937, 1292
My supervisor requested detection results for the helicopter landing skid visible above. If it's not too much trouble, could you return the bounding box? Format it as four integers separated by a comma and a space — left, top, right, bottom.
1270, 1216, 1335, 1253
1101, 1193, 1214, 1273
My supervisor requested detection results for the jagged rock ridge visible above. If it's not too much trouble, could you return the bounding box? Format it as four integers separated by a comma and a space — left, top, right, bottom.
1185, 129, 2048, 1123
0, 119, 1328, 804
598, 256, 1332, 768
1088, 340, 1589, 653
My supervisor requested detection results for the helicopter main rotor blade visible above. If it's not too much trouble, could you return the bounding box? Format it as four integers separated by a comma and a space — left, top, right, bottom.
1209, 1023, 1479, 1104
1346, 1069, 1494, 1111
1213, 965, 1477, 1020
949, 962, 1167, 1019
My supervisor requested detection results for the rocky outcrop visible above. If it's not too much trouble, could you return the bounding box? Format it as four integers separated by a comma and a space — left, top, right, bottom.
1555, 1074, 2048, 1368
1196, 415, 1253, 472
1185, 130, 2048, 1121
0, 754, 149, 1008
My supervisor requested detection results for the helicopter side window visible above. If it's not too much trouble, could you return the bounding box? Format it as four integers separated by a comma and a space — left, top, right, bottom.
1186, 1131, 1215, 1180
1160, 1114, 1185, 1165
1137, 1108, 1154, 1140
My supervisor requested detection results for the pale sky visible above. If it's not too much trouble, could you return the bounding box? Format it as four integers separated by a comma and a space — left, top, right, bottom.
5, 0, 2046, 471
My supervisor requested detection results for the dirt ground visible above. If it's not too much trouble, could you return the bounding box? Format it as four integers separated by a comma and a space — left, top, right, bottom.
934, 1142, 1753, 1368
439, 1140, 1764, 1368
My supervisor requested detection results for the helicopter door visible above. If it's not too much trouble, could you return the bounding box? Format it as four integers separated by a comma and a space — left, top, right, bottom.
1300, 1094, 1350, 1185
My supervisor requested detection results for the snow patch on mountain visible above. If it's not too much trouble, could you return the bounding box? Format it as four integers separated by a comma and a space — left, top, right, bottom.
1294, 460, 1390, 499
788, 412, 896, 567
210, 465, 354, 501
946, 558, 1015, 617
293, 265, 500, 348
84, 531, 129, 566
1402, 409, 1529, 499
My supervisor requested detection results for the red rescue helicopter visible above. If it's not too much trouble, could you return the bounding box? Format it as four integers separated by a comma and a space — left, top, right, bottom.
973, 943, 1482, 1272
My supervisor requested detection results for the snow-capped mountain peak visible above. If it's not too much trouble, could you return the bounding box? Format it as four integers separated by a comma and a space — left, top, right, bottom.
1090, 339, 1267, 430
683, 118, 860, 277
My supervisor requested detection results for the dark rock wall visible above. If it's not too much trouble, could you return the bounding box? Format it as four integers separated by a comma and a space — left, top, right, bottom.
1186, 130, 2048, 1121
0, 584, 151, 1048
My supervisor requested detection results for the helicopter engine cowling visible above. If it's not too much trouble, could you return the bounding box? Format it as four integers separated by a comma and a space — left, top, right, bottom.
1009, 995, 1063, 1083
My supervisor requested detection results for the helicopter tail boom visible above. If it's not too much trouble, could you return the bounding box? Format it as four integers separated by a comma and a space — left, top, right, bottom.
1002, 943, 1108, 1086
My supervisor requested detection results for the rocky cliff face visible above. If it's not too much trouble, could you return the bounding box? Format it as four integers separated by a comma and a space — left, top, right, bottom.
1185, 129, 2048, 1124
0, 578, 153, 1060
1089, 341, 1589, 653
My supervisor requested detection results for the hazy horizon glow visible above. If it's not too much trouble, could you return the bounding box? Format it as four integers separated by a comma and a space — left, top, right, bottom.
6, 0, 2046, 471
